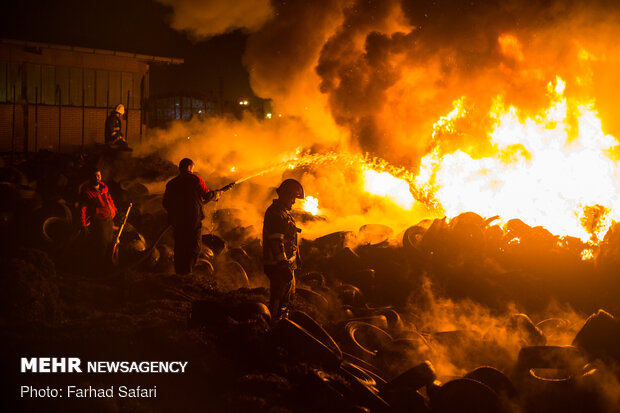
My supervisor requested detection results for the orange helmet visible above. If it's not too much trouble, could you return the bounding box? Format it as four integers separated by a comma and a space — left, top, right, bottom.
276, 179, 304, 199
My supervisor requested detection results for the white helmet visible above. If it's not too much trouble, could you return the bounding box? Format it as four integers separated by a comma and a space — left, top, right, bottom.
115, 104, 125, 115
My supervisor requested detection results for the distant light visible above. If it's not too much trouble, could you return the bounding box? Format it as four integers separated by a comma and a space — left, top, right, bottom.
239, 101, 244, 105
243, 100, 249, 105
187, 136, 190, 140
278, 114, 282, 118
266, 113, 272, 119
231, 166, 237, 172
197, 110, 203, 114
160, 134, 164, 139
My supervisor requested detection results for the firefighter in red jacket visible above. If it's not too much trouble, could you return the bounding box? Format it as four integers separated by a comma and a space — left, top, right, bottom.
163, 158, 231, 275
263, 179, 304, 321
79, 168, 117, 269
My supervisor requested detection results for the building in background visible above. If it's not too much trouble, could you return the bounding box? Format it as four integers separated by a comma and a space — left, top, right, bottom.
0, 38, 182, 154
148, 93, 271, 128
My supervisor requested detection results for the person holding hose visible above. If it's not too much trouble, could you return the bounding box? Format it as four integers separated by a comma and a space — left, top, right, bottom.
163, 158, 234, 275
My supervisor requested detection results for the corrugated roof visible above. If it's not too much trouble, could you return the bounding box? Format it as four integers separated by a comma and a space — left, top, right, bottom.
1, 38, 184, 64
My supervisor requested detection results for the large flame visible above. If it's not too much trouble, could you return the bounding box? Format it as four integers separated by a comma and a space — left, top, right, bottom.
416, 77, 620, 242
363, 168, 415, 209
302, 196, 320, 215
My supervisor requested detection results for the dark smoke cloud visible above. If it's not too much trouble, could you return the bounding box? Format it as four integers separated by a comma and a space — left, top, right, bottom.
244, 0, 341, 99
316, 0, 412, 154
314, 0, 620, 166
156, 0, 620, 165
242, 0, 345, 139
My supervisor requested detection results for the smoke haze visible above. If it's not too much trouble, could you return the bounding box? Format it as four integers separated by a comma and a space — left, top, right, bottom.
158, 0, 273, 38
142, 0, 620, 240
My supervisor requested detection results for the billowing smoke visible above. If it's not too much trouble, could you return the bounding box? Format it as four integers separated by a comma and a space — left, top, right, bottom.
404, 276, 588, 378
243, 0, 344, 141
132, 115, 434, 241
143, 0, 620, 238
157, 0, 273, 38
315, 0, 620, 166
157, 0, 620, 166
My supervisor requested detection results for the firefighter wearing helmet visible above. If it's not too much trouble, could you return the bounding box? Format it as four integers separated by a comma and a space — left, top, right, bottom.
263, 178, 304, 322
105, 103, 128, 148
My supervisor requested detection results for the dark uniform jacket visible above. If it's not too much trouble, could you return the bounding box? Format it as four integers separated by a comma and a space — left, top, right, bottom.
263, 199, 300, 271
163, 172, 212, 229
105, 112, 123, 144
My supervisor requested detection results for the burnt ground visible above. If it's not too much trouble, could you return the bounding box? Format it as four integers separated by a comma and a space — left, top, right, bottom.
2, 150, 620, 413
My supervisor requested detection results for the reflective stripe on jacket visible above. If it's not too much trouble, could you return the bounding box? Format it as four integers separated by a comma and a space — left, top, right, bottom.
105, 112, 123, 143
263, 199, 299, 269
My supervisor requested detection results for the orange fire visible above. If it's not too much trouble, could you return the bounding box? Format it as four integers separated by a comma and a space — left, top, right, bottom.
302, 196, 320, 215
270, 73, 620, 245
415, 77, 619, 243
363, 168, 415, 209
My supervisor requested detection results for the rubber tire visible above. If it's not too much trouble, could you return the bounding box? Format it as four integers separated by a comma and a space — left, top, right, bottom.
464, 366, 518, 400
298, 271, 327, 290
517, 345, 584, 372
338, 362, 391, 412
202, 233, 226, 255
358, 224, 393, 246
431, 378, 506, 413
342, 351, 388, 382
380, 360, 436, 393
271, 318, 342, 368
343, 321, 393, 362
337, 283, 366, 308
369, 308, 404, 335
295, 287, 330, 312
42, 216, 76, 245
340, 315, 389, 331
376, 336, 433, 379
289, 310, 342, 362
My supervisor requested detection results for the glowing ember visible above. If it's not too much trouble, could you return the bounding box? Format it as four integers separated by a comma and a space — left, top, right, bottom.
302, 196, 320, 215
416, 77, 620, 242
581, 249, 594, 261
363, 169, 415, 209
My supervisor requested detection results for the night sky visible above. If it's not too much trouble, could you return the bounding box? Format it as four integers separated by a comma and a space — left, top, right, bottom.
1, 0, 254, 99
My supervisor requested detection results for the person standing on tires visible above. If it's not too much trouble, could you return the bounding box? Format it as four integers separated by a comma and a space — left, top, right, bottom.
163, 158, 225, 275
79, 167, 117, 272
105, 104, 129, 148
263, 179, 304, 322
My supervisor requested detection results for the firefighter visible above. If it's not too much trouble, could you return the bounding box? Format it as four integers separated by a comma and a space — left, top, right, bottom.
79, 167, 117, 271
163, 158, 232, 275
105, 104, 128, 147
263, 178, 304, 322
